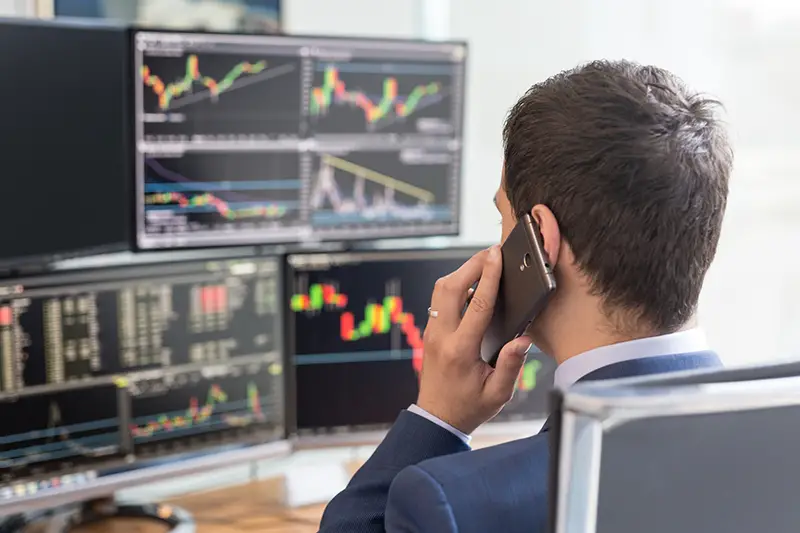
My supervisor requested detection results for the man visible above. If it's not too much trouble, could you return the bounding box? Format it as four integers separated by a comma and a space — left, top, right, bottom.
319, 60, 732, 533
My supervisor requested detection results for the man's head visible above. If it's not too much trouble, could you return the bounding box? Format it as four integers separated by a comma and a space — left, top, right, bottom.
495, 60, 732, 357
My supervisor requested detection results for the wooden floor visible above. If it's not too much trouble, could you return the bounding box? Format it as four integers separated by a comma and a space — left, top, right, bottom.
162, 480, 325, 533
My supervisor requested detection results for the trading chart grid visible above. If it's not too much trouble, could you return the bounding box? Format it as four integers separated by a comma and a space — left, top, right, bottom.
134, 32, 466, 249
0, 256, 285, 486
287, 249, 556, 434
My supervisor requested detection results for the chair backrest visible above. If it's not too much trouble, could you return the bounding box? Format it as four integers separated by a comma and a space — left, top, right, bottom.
551, 364, 800, 533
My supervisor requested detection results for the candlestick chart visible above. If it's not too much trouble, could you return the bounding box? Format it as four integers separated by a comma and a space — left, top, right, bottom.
129, 382, 264, 440
290, 282, 424, 375
138, 52, 302, 139
129, 363, 283, 453
141, 54, 268, 111
289, 251, 475, 432
142, 152, 303, 238
309, 61, 457, 135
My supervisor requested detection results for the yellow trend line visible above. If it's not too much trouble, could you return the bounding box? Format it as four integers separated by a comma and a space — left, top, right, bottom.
321, 155, 435, 203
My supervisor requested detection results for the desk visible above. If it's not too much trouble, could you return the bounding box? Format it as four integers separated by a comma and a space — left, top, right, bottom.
42, 421, 543, 532
29, 480, 325, 533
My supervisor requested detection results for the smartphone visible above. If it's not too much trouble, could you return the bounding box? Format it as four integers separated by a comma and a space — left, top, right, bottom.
478, 214, 556, 366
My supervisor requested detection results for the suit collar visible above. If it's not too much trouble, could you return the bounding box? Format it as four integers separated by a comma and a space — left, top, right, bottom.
540, 350, 722, 432
553, 329, 708, 389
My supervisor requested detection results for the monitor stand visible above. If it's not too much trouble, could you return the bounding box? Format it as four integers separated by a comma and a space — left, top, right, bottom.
26, 497, 195, 532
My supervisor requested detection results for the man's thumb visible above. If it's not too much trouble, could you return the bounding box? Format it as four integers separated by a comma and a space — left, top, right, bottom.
487, 336, 533, 403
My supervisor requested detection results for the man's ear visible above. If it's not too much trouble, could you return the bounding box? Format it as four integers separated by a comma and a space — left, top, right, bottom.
530, 204, 560, 266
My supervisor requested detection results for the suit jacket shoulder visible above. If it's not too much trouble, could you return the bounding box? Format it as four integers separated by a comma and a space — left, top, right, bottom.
318, 410, 469, 533
387, 433, 551, 533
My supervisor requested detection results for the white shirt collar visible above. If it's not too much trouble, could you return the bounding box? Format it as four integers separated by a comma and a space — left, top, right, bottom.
553, 328, 709, 389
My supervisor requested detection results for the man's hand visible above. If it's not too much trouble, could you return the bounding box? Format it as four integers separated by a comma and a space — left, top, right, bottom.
416, 245, 533, 435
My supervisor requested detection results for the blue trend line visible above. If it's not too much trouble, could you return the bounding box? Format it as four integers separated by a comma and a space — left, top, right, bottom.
295, 350, 414, 365
0, 418, 119, 446
1, 434, 118, 460
0, 443, 118, 468
144, 180, 301, 192
145, 158, 297, 202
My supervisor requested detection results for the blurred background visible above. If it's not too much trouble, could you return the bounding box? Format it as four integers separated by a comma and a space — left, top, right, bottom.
0, 0, 797, 529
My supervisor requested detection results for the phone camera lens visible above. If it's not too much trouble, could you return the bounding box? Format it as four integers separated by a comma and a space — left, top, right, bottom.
523, 252, 533, 268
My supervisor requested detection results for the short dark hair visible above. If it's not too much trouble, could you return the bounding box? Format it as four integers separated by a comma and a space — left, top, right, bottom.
503, 60, 732, 333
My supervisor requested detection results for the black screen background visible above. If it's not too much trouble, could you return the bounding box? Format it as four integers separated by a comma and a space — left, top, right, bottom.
0, 21, 131, 265
0, 385, 121, 483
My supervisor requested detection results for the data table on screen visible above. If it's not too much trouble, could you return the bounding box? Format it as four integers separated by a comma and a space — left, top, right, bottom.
0, 259, 282, 391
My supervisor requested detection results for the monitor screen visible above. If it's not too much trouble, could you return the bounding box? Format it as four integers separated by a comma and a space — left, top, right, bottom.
287, 249, 479, 435
133, 31, 466, 249
0, 254, 285, 495
493, 347, 555, 423
0, 20, 131, 266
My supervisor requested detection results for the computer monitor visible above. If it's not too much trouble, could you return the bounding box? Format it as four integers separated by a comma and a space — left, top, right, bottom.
0, 253, 287, 514
286, 248, 478, 441
133, 30, 467, 250
286, 247, 552, 445
0, 19, 131, 267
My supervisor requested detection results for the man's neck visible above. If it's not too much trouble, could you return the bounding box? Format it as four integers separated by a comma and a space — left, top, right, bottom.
549, 327, 643, 366
542, 302, 696, 366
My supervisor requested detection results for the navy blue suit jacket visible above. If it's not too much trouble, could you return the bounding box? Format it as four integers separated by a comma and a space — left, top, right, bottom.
319, 351, 722, 533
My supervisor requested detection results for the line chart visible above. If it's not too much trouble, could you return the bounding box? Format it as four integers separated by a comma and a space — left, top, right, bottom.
141, 152, 303, 237
309, 151, 454, 227
145, 192, 292, 220
0, 386, 121, 476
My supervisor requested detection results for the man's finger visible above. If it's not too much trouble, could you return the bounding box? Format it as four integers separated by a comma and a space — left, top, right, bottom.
428, 249, 489, 331
458, 245, 502, 341
485, 336, 533, 406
